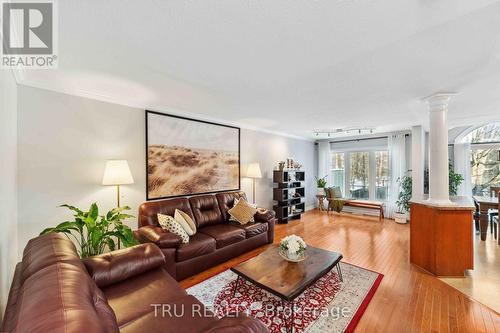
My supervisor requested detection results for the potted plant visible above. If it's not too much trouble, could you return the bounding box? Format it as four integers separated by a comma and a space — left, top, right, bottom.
279, 234, 307, 261
40, 203, 137, 258
315, 175, 328, 195
395, 173, 412, 224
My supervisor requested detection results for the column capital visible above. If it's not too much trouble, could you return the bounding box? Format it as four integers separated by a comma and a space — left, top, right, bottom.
424, 92, 457, 112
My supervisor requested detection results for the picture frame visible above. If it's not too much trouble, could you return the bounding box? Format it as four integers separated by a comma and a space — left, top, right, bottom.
145, 110, 240, 200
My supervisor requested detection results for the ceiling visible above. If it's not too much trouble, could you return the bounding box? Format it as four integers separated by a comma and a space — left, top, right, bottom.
18, 0, 500, 139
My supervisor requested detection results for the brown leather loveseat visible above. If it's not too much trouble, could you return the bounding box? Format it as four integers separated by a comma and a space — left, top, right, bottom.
135, 191, 276, 280
1, 233, 269, 333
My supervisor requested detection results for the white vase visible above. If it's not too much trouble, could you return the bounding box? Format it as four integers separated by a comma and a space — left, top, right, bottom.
317, 187, 325, 196
394, 212, 408, 224
287, 251, 299, 260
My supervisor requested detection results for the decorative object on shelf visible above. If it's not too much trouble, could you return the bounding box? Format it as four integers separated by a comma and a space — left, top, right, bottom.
40, 203, 137, 258
102, 160, 134, 208
278, 161, 285, 171
315, 175, 328, 196
246, 163, 262, 204
293, 161, 302, 170
146, 110, 240, 200
273, 170, 306, 223
279, 234, 307, 262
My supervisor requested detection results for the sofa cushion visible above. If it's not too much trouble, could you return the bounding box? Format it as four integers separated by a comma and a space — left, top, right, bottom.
216, 191, 247, 221
11, 262, 118, 333
102, 268, 187, 328
175, 208, 197, 235
199, 225, 246, 249
20, 233, 84, 284
228, 199, 258, 225
139, 197, 195, 227
158, 213, 190, 244
176, 232, 216, 262
189, 195, 223, 228
231, 222, 269, 238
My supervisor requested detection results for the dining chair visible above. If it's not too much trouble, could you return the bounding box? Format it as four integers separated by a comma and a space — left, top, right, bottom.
490, 186, 500, 234
492, 196, 499, 241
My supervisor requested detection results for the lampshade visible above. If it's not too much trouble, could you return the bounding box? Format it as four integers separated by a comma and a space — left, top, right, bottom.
246, 163, 262, 179
102, 160, 134, 185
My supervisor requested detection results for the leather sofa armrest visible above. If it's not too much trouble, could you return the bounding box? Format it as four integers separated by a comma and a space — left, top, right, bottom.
83, 243, 165, 288
135, 225, 182, 248
254, 208, 275, 222
205, 314, 270, 333
254, 208, 275, 244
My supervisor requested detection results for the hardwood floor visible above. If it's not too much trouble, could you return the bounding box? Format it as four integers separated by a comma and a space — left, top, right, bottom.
440, 232, 500, 313
180, 210, 500, 332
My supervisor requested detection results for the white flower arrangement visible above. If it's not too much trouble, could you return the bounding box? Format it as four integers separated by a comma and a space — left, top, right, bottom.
279, 234, 306, 259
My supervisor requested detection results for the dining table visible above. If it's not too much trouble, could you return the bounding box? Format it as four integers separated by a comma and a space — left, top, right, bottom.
473, 195, 499, 243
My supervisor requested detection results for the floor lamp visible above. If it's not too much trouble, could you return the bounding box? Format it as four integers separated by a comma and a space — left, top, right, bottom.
102, 160, 134, 248
246, 163, 262, 204
102, 160, 135, 207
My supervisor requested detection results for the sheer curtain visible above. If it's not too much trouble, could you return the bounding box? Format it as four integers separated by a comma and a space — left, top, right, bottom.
387, 134, 406, 218
454, 142, 472, 197
318, 141, 331, 186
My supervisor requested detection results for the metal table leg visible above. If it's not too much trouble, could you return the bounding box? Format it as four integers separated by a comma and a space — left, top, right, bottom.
232, 276, 240, 297
336, 263, 343, 282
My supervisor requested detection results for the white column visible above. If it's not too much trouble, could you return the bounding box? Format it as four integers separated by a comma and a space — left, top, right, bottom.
411, 125, 425, 200
425, 93, 455, 205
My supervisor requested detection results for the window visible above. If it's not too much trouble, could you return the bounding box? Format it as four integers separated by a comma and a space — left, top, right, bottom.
471, 148, 500, 195
331, 153, 345, 192
461, 123, 500, 195
349, 152, 369, 199
375, 151, 389, 200
330, 149, 389, 201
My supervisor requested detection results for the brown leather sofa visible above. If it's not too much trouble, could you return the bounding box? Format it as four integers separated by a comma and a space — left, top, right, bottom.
135, 191, 276, 281
1, 233, 269, 333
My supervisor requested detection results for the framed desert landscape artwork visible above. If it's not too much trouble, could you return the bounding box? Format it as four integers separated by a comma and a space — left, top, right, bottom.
145, 110, 240, 200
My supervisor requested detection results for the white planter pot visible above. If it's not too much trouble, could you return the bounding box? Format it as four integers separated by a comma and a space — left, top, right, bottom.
394, 212, 408, 224
317, 187, 325, 196
287, 251, 299, 260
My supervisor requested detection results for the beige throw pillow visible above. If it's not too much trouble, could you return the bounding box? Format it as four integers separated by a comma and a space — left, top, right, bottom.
174, 209, 196, 236
229, 198, 257, 222
228, 199, 258, 225
157, 213, 189, 244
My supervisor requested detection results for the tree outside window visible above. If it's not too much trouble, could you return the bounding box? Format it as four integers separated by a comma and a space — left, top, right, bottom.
464, 123, 500, 195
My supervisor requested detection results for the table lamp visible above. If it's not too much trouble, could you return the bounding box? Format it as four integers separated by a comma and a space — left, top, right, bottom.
246, 163, 262, 204
102, 160, 134, 207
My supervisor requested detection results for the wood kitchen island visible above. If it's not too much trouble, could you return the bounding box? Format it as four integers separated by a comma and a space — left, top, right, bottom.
410, 196, 475, 277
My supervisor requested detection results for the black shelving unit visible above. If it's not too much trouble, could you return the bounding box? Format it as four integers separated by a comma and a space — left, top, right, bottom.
273, 170, 306, 223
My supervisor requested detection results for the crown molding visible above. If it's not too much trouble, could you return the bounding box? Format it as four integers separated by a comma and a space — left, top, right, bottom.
18, 79, 314, 142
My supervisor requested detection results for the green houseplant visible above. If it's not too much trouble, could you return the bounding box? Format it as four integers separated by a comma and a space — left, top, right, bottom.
40, 203, 137, 258
315, 175, 328, 195
423, 163, 464, 196
395, 173, 412, 223
395, 164, 464, 224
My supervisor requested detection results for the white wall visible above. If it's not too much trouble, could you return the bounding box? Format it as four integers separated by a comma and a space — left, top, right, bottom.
0, 69, 18, 319
240, 129, 317, 210
17, 85, 317, 256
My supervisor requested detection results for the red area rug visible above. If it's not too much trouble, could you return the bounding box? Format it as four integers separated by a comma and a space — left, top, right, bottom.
187, 262, 383, 332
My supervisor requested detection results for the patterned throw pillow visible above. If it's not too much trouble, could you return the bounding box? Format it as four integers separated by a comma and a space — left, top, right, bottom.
229, 198, 257, 222
228, 199, 258, 225
157, 213, 189, 244
174, 209, 196, 236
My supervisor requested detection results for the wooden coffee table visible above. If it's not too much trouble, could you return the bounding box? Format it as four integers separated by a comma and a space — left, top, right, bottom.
230, 245, 343, 332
